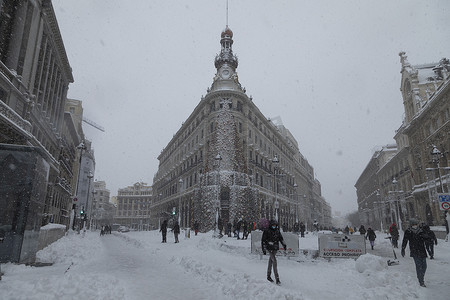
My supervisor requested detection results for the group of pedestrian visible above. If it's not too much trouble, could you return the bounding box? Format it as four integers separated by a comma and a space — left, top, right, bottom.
157, 214, 443, 288
356, 219, 439, 287
226, 218, 253, 239
163, 217, 289, 285
100, 225, 112, 236
159, 219, 181, 243
295, 222, 306, 237
344, 225, 359, 235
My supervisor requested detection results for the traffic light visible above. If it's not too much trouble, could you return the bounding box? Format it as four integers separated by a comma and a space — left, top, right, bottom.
80, 206, 84, 216
172, 207, 176, 215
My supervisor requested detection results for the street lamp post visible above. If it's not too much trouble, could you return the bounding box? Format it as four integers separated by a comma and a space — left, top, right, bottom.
391, 178, 403, 232
178, 178, 183, 225
294, 183, 298, 223
90, 191, 96, 230
84, 171, 94, 233
303, 194, 308, 231
72, 142, 87, 231
214, 153, 222, 236
431, 145, 446, 193
272, 155, 280, 222
376, 190, 384, 231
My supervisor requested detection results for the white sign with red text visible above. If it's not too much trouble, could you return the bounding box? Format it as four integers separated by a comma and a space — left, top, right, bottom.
319, 233, 366, 259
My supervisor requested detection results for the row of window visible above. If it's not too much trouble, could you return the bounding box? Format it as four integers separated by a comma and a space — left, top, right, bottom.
116, 211, 150, 216
424, 107, 450, 136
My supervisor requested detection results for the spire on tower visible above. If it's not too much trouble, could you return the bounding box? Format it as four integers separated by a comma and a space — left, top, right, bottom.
215, 26, 238, 70
226, 0, 229, 27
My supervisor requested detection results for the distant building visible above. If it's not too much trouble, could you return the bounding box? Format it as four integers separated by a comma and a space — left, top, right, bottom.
151, 26, 331, 231
65, 99, 96, 228
115, 182, 152, 230
91, 181, 114, 228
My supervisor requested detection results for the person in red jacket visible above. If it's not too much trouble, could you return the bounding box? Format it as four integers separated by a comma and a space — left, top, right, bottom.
261, 220, 286, 285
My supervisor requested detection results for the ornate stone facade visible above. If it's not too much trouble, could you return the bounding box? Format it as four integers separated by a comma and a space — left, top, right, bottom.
0, 0, 77, 263
356, 53, 450, 229
115, 182, 152, 230
151, 27, 331, 231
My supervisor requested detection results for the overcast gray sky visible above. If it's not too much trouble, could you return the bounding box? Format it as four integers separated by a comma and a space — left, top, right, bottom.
52, 0, 450, 214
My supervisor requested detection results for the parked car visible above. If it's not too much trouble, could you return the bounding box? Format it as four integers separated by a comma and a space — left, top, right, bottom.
118, 226, 130, 232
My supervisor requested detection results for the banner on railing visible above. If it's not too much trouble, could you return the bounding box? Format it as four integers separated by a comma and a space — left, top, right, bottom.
251, 231, 299, 257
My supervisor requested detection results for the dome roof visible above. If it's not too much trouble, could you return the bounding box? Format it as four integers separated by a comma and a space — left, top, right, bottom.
221, 26, 233, 38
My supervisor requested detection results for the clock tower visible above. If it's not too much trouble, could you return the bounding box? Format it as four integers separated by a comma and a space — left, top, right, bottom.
211, 26, 244, 92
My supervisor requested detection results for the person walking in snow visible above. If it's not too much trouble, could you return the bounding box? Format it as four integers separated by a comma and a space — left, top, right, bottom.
359, 225, 366, 236
389, 223, 400, 248
299, 222, 306, 237
193, 220, 199, 236
227, 221, 232, 237
242, 221, 248, 239
261, 220, 287, 285
401, 218, 428, 287
445, 211, 449, 242
344, 226, 349, 235
172, 221, 180, 243
236, 219, 243, 239
366, 227, 376, 250
160, 220, 168, 243
293, 222, 299, 233
421, 224, 437, 259
218, 217, 223, 236
313, 220, 319, 232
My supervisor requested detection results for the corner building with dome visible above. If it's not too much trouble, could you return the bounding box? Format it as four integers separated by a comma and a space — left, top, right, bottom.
150, 27, 331, 231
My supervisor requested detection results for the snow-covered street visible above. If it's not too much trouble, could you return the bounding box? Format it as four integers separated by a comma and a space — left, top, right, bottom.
1, 229, 449, 300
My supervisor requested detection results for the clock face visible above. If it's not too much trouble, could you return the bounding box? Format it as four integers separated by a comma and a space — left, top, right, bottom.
221, 69, 230, 79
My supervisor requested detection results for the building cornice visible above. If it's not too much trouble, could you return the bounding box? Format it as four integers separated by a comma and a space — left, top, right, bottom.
42, 0, 74, 83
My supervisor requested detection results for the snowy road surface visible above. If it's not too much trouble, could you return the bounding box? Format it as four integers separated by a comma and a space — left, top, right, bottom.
91, 234, 208, 299
1, 229, 450, 300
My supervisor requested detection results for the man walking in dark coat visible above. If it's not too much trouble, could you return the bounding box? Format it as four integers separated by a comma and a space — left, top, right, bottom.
359, 225, 366, 236
389, 223, 399, 248
422, 224, 437, 259
193, 221, 199, 236
236, 219, 243, 239
299, 222, 306, 238
218, 217, 223, 236
401, 218, 428, 287
366, 227, 376, 250
261, 220, 287, 285
172, 221, 180, 243
242, 221, 248, 239
160, 220, 168, 243
227, 221, 232, 237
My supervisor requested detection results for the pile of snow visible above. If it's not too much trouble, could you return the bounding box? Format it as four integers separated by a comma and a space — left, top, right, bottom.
355, 253, 387, 273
